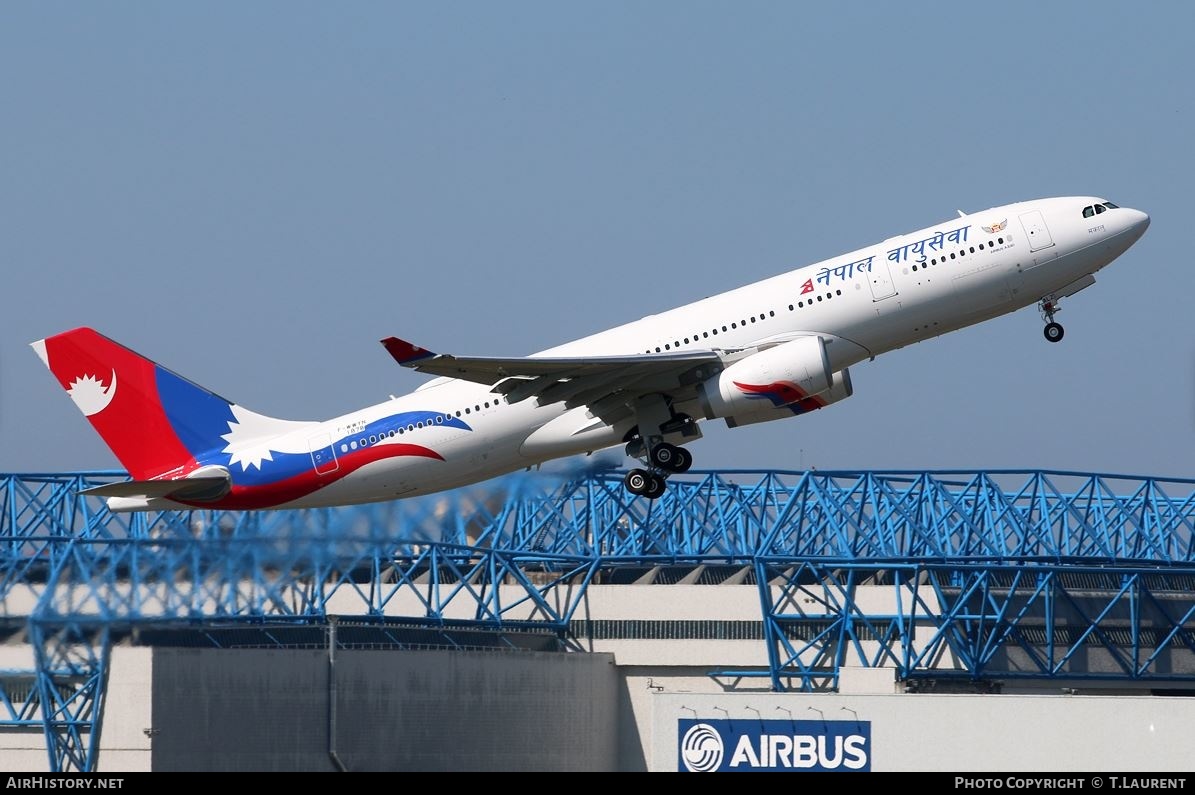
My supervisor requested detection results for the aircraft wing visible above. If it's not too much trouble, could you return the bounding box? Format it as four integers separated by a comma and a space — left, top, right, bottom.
380, 336, 730, 426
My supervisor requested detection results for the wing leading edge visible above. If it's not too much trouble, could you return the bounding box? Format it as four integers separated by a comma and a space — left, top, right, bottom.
380, 336, 728, 426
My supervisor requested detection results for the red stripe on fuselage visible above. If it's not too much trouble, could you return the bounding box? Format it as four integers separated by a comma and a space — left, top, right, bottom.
176, 442, 445, 510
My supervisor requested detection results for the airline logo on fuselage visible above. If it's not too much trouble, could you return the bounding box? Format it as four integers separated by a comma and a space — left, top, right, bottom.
678, 718, 870, 772
797, 222, 975, 295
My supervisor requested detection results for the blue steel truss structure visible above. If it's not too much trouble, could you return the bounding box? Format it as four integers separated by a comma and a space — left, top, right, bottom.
3, 468, 1195, 771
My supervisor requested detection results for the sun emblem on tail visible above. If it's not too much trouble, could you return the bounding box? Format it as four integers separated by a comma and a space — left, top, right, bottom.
67, 371, 118, 416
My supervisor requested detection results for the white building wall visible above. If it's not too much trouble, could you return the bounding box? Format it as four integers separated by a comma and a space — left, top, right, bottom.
96, 647, 152, 773
648, 691, 1195, 772
0, 646, 151, 773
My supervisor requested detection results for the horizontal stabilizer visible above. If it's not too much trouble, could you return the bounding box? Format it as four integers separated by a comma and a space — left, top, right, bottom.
79, 473, 231, 502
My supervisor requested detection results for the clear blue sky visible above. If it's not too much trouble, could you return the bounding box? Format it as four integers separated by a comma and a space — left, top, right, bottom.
3, 2, 1193, 480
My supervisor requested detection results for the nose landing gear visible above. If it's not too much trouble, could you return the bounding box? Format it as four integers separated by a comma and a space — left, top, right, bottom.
1040, 299, 1065, 343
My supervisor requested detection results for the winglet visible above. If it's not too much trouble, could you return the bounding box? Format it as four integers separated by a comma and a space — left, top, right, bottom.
381, 336, 437, 365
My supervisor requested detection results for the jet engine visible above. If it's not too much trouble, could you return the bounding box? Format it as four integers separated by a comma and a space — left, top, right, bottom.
698, 335, 833, 421
717, 369, 852, 428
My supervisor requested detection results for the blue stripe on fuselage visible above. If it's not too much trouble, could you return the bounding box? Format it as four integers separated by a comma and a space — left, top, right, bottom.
192, 409, 473, 486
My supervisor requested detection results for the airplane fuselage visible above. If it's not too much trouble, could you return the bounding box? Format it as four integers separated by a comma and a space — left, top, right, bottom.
210, 196, 1144, 510
86, 196, 1150, 511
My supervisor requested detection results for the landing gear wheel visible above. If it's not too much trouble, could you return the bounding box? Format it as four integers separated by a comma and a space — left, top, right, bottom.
650, 442, 693, 473
643, 474, 667, 500
624, 468, 651, 496
1044, 322, 1064, 343
649, 442, 680, 470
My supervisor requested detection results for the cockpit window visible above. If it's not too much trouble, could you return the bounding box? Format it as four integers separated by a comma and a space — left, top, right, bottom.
1084, 201, 1120, 218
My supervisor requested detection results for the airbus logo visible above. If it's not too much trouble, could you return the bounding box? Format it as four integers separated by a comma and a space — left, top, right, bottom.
678, 717, 871, 772
680, 723, 724, 772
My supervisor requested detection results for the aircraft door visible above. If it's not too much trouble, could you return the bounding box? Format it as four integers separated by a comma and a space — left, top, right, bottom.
1019, 210, 1055, 252
308, 433, 339, 475
868, 259, 898, 301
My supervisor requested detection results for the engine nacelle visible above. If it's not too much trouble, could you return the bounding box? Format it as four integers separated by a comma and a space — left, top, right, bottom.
698, 335, 833, 421
719, 368, 853, 428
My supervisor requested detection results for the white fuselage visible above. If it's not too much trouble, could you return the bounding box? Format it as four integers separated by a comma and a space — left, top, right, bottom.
271, 196, 1149, 508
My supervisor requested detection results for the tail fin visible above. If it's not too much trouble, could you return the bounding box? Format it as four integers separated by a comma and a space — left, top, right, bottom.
31, 327, 297, 480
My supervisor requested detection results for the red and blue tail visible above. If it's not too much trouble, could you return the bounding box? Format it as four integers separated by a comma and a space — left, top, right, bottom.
31, 327, 260, 480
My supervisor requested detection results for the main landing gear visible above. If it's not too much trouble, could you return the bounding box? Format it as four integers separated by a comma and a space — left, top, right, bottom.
1039, 299, 1065, 343
623, 441, 693, 500
622, 395, 699, 500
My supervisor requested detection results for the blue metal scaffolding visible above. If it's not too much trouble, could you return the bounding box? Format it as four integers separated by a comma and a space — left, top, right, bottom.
3, 468, 1195, 771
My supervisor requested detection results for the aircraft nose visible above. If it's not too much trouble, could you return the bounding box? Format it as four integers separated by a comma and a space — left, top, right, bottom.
1125, 208, 1150, 238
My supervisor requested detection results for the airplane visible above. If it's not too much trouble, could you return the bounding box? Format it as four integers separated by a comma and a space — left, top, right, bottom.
31, 196, 1149, 512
